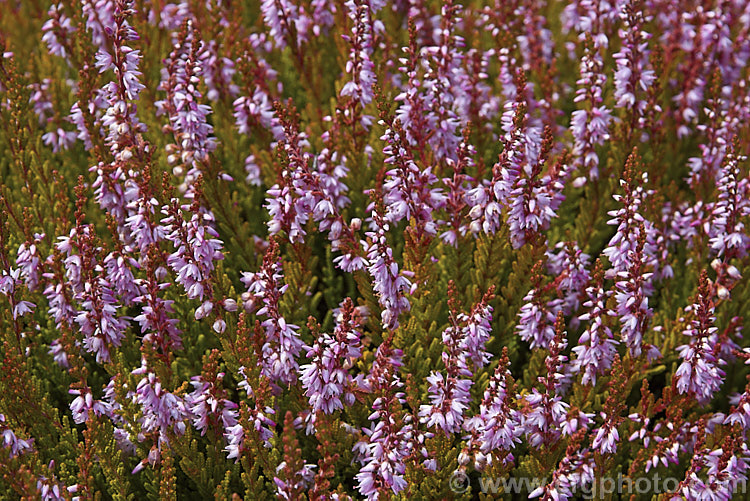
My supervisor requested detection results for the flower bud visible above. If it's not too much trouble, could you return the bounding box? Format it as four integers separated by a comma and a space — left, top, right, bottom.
213, 319, 227, 334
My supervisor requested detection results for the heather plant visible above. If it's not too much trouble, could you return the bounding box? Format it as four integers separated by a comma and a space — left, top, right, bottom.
1, 0, 750, 499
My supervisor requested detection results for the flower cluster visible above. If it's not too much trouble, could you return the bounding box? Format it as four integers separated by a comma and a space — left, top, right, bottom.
240, 239, 306, 385
2, 0, 750, 499
155, 19, 218, 195
675, 271, 725, 404
0, 414, 33, 458
300, 298, 362, 429
419, 284, 495, 434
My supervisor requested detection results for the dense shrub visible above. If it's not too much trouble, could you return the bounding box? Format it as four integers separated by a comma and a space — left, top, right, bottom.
1, 0, 749, 499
